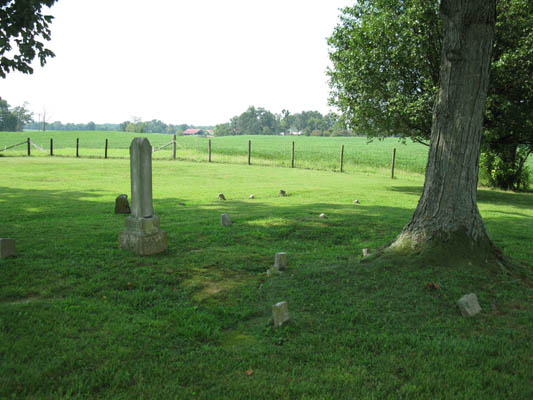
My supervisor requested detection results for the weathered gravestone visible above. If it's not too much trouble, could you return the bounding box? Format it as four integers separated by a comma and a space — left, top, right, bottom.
274, 252, 287, 271
221, 213, 232, 226
0, 238, 16, 258
272, 301, 290, 327
118, 138, 168, 255
457, 293, 482, 317
114, 194, 131, 214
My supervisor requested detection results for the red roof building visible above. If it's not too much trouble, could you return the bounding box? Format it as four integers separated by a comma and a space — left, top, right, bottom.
182, 128, 203, 136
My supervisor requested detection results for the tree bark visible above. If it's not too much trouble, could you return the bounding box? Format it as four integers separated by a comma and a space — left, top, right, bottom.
392, 0, 497, 254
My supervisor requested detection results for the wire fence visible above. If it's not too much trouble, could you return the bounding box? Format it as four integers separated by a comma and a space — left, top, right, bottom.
0, 133, 431, 175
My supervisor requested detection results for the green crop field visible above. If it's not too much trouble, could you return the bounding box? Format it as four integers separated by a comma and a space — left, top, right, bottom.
1, 131, 432, 174
0, 153, 531, 398
3, 131, 532, 182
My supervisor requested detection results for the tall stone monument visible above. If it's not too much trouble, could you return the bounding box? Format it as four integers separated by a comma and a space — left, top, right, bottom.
118, 138, 168, 255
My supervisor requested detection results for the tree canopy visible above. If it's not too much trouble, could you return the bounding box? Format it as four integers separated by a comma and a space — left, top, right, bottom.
0, 0, 58, 78
0, 98, 32, 131
328, 0, 440, 143
328, 0, 533, 190
482, 0, 533, 190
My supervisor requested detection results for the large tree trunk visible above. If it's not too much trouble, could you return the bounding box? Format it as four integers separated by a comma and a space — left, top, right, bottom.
391, 0, 497, 255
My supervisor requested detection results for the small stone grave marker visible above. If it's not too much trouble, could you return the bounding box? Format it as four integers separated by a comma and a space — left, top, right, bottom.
249, 194, 254, 199
353, 200, 360, 204
272, 301, 290, 327
274, 252, 287, 271
114, 194, 131, 214
362, 248, 370, 257
221, 213, 232, 226
319, 213, 326, 218
457, 293, 481, 317
0, 238, 16, 258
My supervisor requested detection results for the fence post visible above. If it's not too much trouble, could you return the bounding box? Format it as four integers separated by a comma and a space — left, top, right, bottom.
340, 145, 344, 172
172, 134, 176, 160
391, 148, 396, 179
105, 139, 108, 159
248, 140, 251, 165
291, 141, 295, 168
50, 138, 53, 156
208, 139, 212, 163
76, 138, 79, 158
27, 137, 30, 156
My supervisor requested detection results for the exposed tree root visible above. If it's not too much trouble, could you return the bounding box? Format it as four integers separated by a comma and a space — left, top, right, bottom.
362, 229, 531, 285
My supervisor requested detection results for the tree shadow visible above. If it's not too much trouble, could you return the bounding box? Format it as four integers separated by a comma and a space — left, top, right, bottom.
389, 185, 533, 210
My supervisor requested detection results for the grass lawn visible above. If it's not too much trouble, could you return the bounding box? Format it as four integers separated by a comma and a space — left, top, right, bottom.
0, 156, 531, 399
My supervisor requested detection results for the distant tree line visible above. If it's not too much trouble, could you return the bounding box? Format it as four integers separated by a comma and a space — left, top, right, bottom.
117, 118, 209, 135
213, 106, 354, 137
0, 98, 33, 131
14, 111, 210, 135
24, 120, 114, 132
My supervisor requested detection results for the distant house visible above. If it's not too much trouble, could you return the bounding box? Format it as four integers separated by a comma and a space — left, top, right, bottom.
182, 128, 204, 136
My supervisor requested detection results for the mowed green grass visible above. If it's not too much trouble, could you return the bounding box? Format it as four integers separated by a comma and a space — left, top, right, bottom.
0, 156, 532, 399
1, 131, 432, 174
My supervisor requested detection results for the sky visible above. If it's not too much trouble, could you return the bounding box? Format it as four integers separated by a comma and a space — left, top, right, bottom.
2, 0, 352, 126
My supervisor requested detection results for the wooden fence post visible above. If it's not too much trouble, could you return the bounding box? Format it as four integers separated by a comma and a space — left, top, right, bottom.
27, 138, 30, 156
291, 141, 295, 168
248, 140, 251, 165
76, 138, 79, 158
391, 148, 396, 179
208, 139, 212, 163
172, 134, 176, 160
50, 138, 53, 156
105, 139, 108, 159
340, 144, 344, 172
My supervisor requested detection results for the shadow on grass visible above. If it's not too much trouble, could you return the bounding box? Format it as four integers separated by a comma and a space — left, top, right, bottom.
1, 184, 530, 272
390, 185, 533, 210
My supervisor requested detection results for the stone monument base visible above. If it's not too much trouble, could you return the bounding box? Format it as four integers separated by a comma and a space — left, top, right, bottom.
118, 215, 168, 255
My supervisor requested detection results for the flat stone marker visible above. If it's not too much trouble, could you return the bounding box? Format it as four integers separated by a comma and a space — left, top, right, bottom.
221, 213, 232, 226
118, 138, 168, 255
114, 194, 131, 214
457, 293, 482, 317
0, 238, 16, 258
274, 252, 287, 271
272, 301, 290, 327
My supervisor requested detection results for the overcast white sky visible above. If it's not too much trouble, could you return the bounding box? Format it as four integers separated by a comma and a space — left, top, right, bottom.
2, 0, 352, 126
